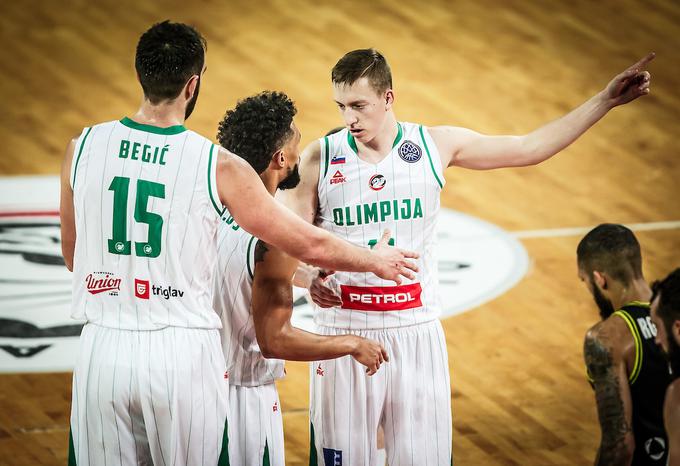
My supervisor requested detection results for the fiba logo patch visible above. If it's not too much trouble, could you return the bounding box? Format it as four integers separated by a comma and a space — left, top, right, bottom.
398, 140, 422, 163
644, 436, 666, 461
369, 174, 386, 191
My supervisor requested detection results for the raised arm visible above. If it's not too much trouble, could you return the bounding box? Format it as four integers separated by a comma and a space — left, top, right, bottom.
216, 147, 418, 284
665, 381, 680, 466
583, 324, 635, 466
432, 53, 654, 170
59, 137, 78, 272
251, 240, 388, 375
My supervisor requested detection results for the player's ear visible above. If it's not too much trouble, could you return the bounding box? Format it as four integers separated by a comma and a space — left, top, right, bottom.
272, 149, 285, 168
672, 319, 680, 344
185, 75, 199, 100
592, 270, 607, 290
385, 90, 394, 109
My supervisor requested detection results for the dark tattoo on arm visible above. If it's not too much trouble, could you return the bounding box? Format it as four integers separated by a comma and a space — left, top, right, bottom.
254, 240, 269, 264
584, 334, 632, 466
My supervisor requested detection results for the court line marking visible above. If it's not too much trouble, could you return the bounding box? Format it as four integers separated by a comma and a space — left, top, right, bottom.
512, 220, 680, 239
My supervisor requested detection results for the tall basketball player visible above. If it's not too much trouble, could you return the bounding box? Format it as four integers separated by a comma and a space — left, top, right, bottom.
213, 91, 391, 466
286, 49, 655, 464
59, 25, 417, 465
650, 269, 680, 466
578, 224, 670, 465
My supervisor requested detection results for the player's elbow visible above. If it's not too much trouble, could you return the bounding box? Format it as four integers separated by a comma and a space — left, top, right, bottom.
259, 335, 283, 359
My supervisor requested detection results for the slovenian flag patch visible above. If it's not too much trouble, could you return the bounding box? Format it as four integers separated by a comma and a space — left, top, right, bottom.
330, 155, 346, 165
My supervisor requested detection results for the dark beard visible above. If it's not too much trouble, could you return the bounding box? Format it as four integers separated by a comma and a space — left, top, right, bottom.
278, 163, 300, 190
184, 77, 201, 120
593, 285, 616, 320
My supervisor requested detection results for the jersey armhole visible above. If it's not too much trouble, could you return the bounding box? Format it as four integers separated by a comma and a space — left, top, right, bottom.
318, 136, 330, 190
70, 126, 93, 190
612, 310, 643, 385
208, 143, 227, 217
245, 235, 257, 280
418, 125, 445, 190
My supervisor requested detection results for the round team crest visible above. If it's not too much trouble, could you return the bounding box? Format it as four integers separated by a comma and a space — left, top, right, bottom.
398, 140, 422, 163
369, 174, 386, 191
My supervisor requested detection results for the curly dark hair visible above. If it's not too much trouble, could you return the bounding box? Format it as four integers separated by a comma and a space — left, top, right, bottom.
576, 223, 643, 283
217, 91, 297, 174
135, 21, 206, 104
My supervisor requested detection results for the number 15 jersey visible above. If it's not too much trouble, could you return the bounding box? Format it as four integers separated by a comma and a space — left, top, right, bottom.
70, 118, 224, 330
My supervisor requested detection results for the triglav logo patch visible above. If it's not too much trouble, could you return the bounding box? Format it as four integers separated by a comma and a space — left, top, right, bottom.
398, 140, 422, 163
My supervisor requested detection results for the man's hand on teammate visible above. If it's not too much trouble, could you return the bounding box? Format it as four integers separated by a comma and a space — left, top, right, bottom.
370, 230, 419, 285
348, 335, 389, 376
602, 52, 654, 108
309, 270, 343, 308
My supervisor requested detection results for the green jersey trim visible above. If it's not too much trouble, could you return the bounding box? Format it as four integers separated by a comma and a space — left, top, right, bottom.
71, 127, 92, 189
207, 144, 225, 216
68, 426, 77, 465
322, 136, 330, 179
346, 123, 403, 155
419, 125, 444, 189
120, 117, 187, 135
309, 422, 318, 466
246, 235, 257, 280
217, 417, 230, 466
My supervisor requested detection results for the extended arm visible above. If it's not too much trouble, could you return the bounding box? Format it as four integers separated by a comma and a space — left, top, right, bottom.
584, 328, 635, 466
59, 137, 78, 271
216, 147, 417, 283
433, 53, 654, 170
251, 240, 388, 375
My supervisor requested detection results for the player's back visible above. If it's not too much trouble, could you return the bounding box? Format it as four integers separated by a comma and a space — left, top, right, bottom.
213, 210, 285, 386
315, 122, 445, 330
70, 117, 224, 330
614, 302, 671, 465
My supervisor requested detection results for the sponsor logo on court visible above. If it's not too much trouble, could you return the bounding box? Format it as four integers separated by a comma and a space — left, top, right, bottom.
368, 174, 386, 191
85, 272, 121, 296
330, 170, 346, 185
398, 140, 422, 163
341, 283, 422, 311
0, 176, 528, 372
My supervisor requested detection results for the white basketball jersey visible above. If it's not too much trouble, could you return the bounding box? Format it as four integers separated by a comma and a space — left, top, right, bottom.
213, 211, 285, 386
70, 117, 224, 330
315, 122, 445, 330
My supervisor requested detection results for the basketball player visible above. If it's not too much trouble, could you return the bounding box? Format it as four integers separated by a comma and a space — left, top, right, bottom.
213, 91, 390, 466
286, 49, 655, 464
59, 25, 417, 465
578, 224, 670, 465
650, 269, 680, 466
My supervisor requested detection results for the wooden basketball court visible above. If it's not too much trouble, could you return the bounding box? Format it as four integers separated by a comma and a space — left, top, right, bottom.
1, 0, 679, 464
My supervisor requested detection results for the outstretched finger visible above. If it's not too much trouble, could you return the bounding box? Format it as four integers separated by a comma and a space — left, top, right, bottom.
402, 258, 419, 273
399, 268, 416, 281
377, 229, 392, 247
627, 52, 655, 73
381, 347, 389, 363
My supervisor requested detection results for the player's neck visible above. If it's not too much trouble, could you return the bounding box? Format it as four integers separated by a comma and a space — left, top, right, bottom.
357, 113, 399, 158
259, 172, 279, 196
131, 98, 187, 128
613, 278, 652, 310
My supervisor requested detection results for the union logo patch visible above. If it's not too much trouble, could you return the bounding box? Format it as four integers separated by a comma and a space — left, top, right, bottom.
398, 140, 422, 163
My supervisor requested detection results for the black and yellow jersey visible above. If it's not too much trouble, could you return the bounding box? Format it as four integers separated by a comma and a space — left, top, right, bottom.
590, 301, 672, 465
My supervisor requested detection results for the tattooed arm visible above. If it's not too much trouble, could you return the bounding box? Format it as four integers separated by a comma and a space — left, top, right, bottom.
251, 240, 388, 375
584, 323, 635, 466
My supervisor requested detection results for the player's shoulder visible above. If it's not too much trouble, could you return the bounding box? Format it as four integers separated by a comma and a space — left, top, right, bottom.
584, 316, 631, 359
